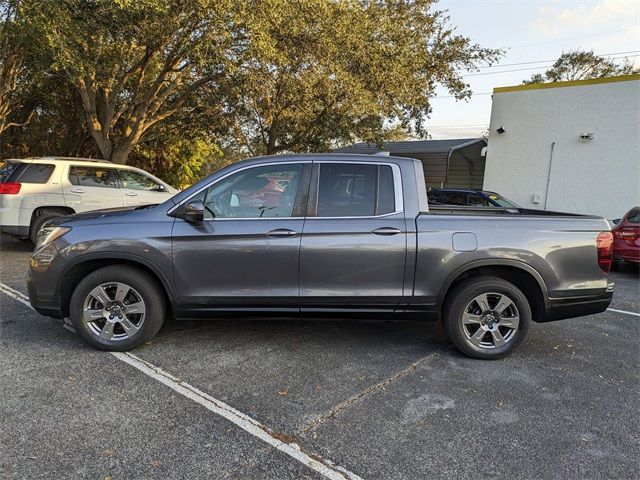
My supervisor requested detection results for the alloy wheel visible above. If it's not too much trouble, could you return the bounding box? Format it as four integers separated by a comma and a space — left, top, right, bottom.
461, 292, 520, 349
82, 282, 146, 341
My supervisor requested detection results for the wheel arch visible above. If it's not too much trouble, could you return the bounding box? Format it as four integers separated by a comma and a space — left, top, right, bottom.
437, 260, 548, 323
58, 252, 177, 318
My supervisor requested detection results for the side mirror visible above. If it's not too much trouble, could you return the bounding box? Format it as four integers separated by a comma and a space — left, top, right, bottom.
181, 200, 205, 222
157, 184, 166, 192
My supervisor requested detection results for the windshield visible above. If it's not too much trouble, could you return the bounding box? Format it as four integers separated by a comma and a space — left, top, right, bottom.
486, 193, 519, 208
0, 161, 19, 183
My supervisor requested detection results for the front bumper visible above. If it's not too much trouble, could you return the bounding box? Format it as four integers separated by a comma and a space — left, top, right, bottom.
28, 275, 63, 318
27, 242, 66, 319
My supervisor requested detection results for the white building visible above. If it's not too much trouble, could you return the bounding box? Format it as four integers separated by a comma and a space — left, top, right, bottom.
483, 74, 640, 219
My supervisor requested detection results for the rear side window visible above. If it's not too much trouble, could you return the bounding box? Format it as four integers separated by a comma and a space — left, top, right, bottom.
0, 162, 22, 182
316, 163, 396, 217
468, 194, 490, 207
441, 192, 467, 206
18, 163, 55, 184
627, 209, 640, 224
69, 166, 118, 188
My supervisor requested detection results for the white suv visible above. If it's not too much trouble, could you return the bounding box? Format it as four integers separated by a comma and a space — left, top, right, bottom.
0, 157, 178, 243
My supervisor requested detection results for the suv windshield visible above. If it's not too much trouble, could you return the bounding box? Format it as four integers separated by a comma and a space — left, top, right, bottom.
0, 161, 20, 182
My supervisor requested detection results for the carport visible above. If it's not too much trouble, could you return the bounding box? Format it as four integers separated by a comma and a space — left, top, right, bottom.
333, 137, 487, 190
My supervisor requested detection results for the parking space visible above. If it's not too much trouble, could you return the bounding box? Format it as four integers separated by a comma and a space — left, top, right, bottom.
1, 234, 639, 479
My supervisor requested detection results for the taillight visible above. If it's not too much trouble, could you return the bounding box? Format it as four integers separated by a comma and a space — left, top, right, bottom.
616, 227, 640, 246
0, 182, 21, 194
597, 231, 613, 273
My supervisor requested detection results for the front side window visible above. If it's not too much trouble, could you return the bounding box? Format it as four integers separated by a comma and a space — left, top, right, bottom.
316, 163, 396, 217
119, 170, 161, 191
200, 164, 304, 219
69, 166, 118, 188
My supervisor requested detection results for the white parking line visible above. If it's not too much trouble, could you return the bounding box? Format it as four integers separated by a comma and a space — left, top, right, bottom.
0, 282, 32, 308
607, 308, 640, 317
0, 282, 363, 480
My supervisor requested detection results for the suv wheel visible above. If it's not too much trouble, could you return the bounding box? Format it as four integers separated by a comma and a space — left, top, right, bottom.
69, 265, 166, 351
442, 276, 531, 360
30, 208, 67, 244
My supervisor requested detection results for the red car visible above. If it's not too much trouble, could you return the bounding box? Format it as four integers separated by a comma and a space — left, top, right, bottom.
612, 207, 640, 267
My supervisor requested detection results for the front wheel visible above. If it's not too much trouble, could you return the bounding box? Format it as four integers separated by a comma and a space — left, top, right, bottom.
69, 265, 166, 351
442, 276, 531, 360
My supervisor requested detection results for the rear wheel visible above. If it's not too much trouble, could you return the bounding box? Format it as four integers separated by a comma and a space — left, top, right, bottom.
69, 265, 166, 351
442, 276, 531, 360
30, 208, 68, 244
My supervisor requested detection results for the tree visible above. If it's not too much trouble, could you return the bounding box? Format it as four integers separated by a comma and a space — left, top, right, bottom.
27, 0, 242, 164
222, 0, 501, 155
524, 50, 639, 84
0, 0, 33, 135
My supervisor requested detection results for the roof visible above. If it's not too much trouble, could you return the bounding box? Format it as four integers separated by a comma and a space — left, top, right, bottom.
493, 73, 640, 94
6, 156, 111, 164
332, 138, 485, 155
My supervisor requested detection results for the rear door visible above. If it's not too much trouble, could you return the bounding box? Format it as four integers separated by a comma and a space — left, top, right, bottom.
299, 161, 407, 312
118, 169, 172, 206
63, 164, 124, 212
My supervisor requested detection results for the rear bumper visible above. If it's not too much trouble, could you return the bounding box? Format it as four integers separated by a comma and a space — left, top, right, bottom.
543, 290, 613, 322
0, 225, 30, 237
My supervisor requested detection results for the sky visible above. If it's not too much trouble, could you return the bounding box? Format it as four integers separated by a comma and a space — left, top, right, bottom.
427, 0, 640, 139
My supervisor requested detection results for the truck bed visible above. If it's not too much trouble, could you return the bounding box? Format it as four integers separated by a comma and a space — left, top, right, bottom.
426, 205, 602, 218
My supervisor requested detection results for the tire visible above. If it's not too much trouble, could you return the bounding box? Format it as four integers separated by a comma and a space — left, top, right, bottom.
69, 265, 166, 351
442, 276, 531, 360
30, 208, 67, 244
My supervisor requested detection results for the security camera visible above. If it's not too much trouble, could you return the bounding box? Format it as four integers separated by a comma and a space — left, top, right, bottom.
496, 126, 506, 134
579, 132, 594, 141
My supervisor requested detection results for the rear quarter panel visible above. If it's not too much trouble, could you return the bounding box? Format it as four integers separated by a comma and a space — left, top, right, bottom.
414, 214, 611, 303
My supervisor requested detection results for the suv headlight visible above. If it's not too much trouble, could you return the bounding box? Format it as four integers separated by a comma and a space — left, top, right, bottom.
35, 226, 72, 250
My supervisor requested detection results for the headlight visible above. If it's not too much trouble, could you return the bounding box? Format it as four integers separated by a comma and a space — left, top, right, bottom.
35, 226, 72, 250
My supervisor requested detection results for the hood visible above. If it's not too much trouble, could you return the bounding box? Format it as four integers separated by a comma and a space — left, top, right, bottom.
50, 204, 159, 226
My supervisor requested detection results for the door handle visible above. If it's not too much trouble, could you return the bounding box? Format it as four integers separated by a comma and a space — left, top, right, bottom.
70, 188, 85, 194
125, 191, 138, 197
266, 228, 298, 237
371, 227, 403, 236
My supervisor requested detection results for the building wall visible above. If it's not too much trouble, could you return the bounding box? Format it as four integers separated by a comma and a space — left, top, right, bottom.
483, 76, 639, 219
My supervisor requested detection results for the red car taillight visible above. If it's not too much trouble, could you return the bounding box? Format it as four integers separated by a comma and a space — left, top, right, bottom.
0, 182, 21, 194
614, 227, 640, 246
597, 231, 613, 273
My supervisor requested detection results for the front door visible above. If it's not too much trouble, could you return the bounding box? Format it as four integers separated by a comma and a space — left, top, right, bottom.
171, 162, 311, 312
299, 162, 407, 312
117, 169, 171, 206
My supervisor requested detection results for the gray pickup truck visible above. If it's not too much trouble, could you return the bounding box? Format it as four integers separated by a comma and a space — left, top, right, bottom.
28, 154, 615, 359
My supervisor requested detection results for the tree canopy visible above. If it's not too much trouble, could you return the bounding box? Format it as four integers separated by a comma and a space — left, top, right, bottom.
523, 50, 639, 85
1, 0, 500, 184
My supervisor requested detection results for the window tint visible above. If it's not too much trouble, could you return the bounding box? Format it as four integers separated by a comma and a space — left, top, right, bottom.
69, 166, 117, 188
442, 192, 467, 206
0, 162, 21, 182
119, 170, 160, 191
467, 194, 489, 207
627, 208, 640, 224
202, 164, 303, 219
18, 163, 55, 184
316, 163, 396, 217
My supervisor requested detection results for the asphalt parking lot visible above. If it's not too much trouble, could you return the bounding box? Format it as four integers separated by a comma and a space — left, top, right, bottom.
1, 234, 639, 479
